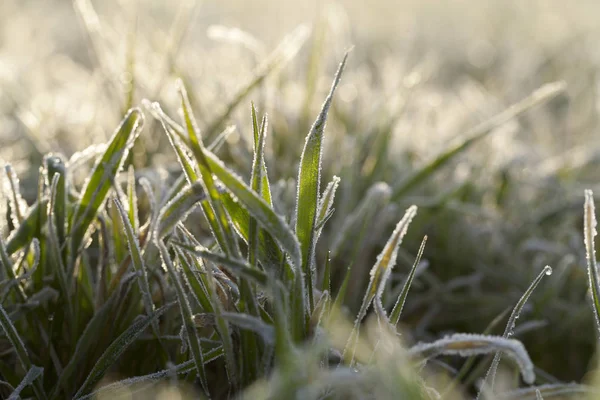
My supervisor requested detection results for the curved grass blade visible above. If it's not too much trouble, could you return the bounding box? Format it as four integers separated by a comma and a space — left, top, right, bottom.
70, 108, 144, 259
0, 304, 47, 399
392, 81, 567, 200
73, 302, 173, 399
295, 52, 348, 313
390, 235, 428, 326
477, 265, 553, 398
221, 312, 275, 344
203, 150, 301, 272
156, 240, 210, 395
7, 365, 43, 400
408, 333, 535, 385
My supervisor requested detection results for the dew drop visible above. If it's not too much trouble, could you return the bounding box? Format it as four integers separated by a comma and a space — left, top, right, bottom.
544, 266, 553, 276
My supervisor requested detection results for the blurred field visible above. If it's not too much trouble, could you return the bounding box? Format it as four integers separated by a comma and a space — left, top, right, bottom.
3, 0, 600, 397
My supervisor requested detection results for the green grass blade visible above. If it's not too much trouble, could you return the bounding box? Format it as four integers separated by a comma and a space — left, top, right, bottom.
73, 303, 173, 399
295, 53, 348, 313
156, 241, 210, 395
203, 150, 301, 272
178, 82, 240, 259
70, 108, 144, 259
249, 106, 267, 268
7, 365, 44, 400
392, 81, 566, 200
390, 235, 428, 326
0, 304, 47, 399
126, 165, 139, 234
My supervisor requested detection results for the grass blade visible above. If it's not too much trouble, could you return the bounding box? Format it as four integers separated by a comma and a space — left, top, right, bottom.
7, 365, 44, 400
295, 52, 348, 313
389, 235, 428, 326
408, 333, 535, 385
156, 181, 206, 239
70, 108, 144, 259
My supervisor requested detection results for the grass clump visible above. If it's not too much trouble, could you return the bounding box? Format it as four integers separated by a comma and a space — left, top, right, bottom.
1, 46, 598, 399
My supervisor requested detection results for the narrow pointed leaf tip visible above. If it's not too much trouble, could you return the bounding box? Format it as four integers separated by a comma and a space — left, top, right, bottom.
355, 205, 418, 325
295, 52, 349, 310
584, 189, 600, 334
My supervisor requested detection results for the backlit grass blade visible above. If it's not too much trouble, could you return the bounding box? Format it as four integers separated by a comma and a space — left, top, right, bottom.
7, 365, 44, 400
477, 265, 553, 398
390, 235, 428, 326
179, 82, 240, 259
295, 52, 348, 312
70, 108, 144, 259
392, 81, 567, 200
249, 106, 268, 268
584, 190, 600, 334
316, 175, 340, 238
112, 197, 156, 329
0, 304, 47, 399
203, 150, 301, 272
156, 240, 210, 395
73, 302, 173, 399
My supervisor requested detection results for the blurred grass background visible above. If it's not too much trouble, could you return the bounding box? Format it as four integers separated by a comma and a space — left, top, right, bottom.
2, 0, 600, 386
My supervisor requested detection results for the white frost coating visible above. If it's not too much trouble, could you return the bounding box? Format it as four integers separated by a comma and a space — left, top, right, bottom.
408, 333, 535, 385
584, 189, 600, 335
372, 205, 418, 298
